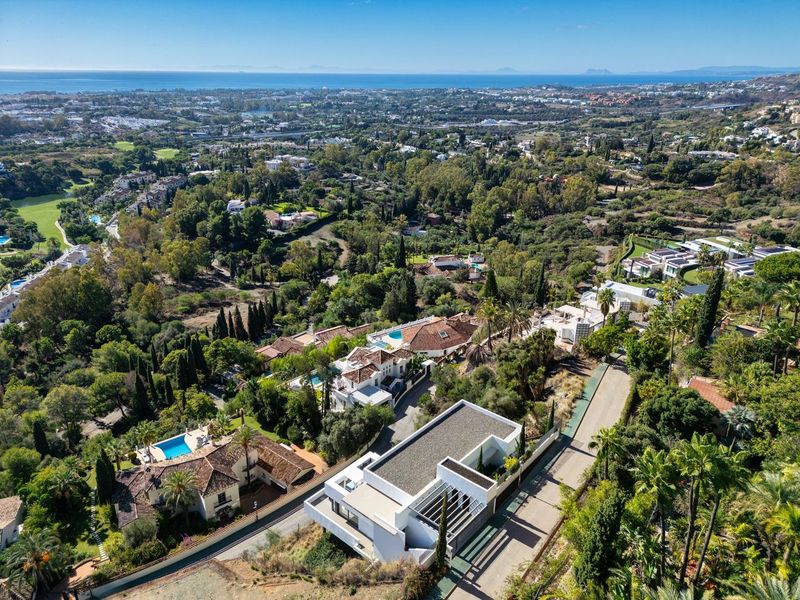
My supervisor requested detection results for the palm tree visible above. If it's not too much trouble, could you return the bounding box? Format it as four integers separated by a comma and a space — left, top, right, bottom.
3, 529, 68, 599
728, 576, 800, 600
597, 287, 616, 327
49, 465, 84, 514
753, 280, 777, 326
477, 299, 502, 353
209, 413, 231, 441
764, 319, 795, 375
635, 447, 678, 583
234, 425, 257, 486
589, 425, 623, 480
768, 504, 800, 575
658, 307, 686, 385
673, 433, 718, 584
162, 470, 199, 528
643, 581, 708, 600
504, 299, 530, 342
778, 281, 800, 327
723, 405, 756, 450
134, 420, 159, 463
105, 437, 128, 472
465, 343, 491, 369
693, 449, 748, 585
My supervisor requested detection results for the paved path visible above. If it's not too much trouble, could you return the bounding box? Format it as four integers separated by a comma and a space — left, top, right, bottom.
448, 363, 631, 600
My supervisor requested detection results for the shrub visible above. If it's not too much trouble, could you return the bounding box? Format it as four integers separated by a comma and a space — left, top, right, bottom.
123, 516, 158, 547
504, 456, 520, 473
402, 566, 437, 600
303, 532, 349, 573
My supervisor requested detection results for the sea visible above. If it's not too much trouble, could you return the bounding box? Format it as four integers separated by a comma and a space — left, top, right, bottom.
0, 70, 769, 95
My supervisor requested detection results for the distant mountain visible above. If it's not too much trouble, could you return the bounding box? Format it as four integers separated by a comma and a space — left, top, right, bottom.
635, 65, 800, 77
585, 68, 613, 75
494, 67, 520, 74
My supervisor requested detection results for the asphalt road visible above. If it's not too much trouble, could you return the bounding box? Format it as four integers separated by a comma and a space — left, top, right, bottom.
449, 363, 631, 600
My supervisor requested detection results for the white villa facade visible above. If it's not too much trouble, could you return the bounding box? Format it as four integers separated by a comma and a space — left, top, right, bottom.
305, 400, 532, 565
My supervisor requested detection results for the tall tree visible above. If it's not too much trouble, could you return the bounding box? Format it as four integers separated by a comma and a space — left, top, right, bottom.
32, 420, 50, 457
214, 307, 229, 339
483, 269, 499, 299
95, 449, 114, 504
162, 470, 199, 528
695, 267, 724, 348
635, 447, 677, 583
234, 425, 257, 487
396, 235, 407, 268
233, 306, 247, 341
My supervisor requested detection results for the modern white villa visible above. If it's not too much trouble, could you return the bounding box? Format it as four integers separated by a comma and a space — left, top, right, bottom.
329, 346, 415, 410
304, 400, 541, 565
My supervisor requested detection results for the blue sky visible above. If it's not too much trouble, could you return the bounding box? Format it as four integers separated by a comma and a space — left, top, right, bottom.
2, 0, 799, 73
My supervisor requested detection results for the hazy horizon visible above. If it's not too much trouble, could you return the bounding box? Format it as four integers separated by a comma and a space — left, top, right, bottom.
2, 0, 799, 74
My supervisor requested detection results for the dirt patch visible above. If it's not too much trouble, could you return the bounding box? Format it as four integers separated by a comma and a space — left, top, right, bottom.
295, 222, 350, 266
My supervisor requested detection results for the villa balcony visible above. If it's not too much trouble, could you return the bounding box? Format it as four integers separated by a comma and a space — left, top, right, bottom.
214, 497, 233, 509
304, 490, 375, 560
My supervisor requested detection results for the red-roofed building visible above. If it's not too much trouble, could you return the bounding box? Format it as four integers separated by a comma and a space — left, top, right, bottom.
687, 376, 735, 413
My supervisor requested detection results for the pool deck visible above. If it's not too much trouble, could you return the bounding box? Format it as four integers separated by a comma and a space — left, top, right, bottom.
142, 427, 208, 463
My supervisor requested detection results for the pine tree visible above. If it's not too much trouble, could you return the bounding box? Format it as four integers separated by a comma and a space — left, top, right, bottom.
395, 235, 407, 268
233, 306, 247, 340
483, 269, 499, 299
32, 420, 49, 457
164, 377, 176, 406
435, 494, 449, 571
696, 267, 724, 348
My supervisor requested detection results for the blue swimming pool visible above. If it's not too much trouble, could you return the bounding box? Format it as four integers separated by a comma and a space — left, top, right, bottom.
89, 215, 102, 225
388, 330, 403, 340
309, 373, 322, 386
0, 236, 10, 245
10, 279, 25, 289
155, 435, 192, 460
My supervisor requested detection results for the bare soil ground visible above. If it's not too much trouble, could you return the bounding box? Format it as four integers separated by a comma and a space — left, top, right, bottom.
295, 222, 350, 266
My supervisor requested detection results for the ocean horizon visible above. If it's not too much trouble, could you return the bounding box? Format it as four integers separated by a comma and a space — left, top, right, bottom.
0, 70, 771, 94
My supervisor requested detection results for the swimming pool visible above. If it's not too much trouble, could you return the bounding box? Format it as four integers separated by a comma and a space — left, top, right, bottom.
388, 330, 403, 340
89, 215, 102, 225
0, 236, 10, 245
10, 279, 26, 289
155, 435, 192, 460
310, 373, 322, 386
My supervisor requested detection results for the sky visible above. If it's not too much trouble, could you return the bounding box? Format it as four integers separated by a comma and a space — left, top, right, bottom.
2, 0, 800, 74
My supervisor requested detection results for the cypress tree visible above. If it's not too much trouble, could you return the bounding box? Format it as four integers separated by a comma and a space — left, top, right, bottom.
147, 370, 160, 406
271, 290, 278, 315
647, 134, 655, 154
32, 420, 50, 457
191, 336, 208, 375
150, 344, 160, 372
186, 347, 199, 386
233, 306, 247, 340
534, 262, 548, 307
214, 307, 228, 339
247, 304, 258, 342
176, 353, 190, 391
164, 377, 176, 406
483, 269, 499, 299
96, 450, 114, 504
316, 247, 324, 278
133, 375, 153, 420
477, 446, 484, 474
396, 235, 407, 268
227, 311, 236, 339
264, 300, 274, 329
547, 401, 555, 431
517, 422, 526, 457
696, 267, 724, 348
435, 494, 449, 571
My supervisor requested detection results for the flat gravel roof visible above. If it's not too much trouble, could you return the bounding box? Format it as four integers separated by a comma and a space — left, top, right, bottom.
370, 403, 516, 496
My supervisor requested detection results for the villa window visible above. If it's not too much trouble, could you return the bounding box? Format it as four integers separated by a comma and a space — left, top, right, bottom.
217, 492, 227, 504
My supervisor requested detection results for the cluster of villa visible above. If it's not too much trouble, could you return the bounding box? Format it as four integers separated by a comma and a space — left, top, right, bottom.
304, 400, 535, 565
112, 430, 315, 528
623, 237, 799, 281
265, 154, 313, 172
263, 315, 480, 411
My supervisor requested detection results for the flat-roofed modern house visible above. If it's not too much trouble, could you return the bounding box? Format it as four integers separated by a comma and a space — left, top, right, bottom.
305, 400, 551, 565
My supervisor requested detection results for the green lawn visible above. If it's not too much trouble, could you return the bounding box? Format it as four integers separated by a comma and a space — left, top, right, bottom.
243, 415, 281, 441
682, 266, 703, 284
65, 179, 93, 194
12, 194, 68, 249
113, 141, 135, 151
155, 147, 180, 160
630, 244, 650, 258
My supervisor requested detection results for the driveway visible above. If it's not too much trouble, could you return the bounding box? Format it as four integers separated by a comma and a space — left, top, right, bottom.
215, 375, 432, 561
449, 363, 631, 600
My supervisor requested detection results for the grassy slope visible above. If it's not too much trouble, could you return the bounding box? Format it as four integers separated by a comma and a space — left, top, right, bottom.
155, 148, 180, 160
113, 141, 135, 151
12, 194, 67, 249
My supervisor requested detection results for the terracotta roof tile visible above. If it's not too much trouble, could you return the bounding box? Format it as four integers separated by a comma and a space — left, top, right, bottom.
687, 376, 734, 413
